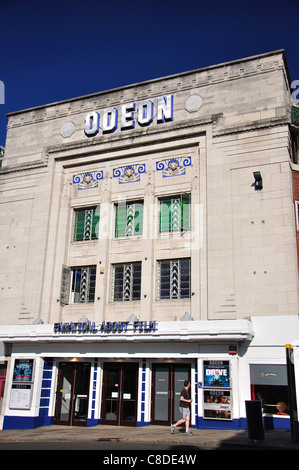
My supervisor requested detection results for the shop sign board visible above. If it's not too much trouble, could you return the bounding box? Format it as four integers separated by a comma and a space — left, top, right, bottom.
54, 320, 158, 334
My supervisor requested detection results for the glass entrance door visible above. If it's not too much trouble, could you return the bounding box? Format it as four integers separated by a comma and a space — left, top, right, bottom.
54, 362, 91, 426
174, 365, 190, 422
152, 365, 170, 424
101, 362, 138, 426
151, 363, 191, 425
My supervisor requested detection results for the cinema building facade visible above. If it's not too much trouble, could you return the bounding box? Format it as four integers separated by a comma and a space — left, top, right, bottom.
1, 50, 299, 431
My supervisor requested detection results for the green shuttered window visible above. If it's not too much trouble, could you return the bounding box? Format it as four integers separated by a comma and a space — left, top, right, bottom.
115, 201, 143, 237
73, 207, 100, 241
159, 194, 190, 233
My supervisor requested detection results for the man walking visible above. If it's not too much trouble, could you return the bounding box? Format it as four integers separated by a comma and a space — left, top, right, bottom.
171, 380, 193, 436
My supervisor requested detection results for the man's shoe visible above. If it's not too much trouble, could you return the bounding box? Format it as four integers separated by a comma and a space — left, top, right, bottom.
185, 430, 193, 436
171, 424, 176, 434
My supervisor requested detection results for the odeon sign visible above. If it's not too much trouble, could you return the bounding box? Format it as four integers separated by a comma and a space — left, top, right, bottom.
84, 94, 173, 136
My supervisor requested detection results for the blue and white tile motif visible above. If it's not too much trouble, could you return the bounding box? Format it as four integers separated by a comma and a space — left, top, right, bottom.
113, 164, 146, 184
73, 171, 103, 190
156, 156, 191, 177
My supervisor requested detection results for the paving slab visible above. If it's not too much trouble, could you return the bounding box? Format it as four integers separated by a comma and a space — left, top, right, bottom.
0, 425, 299, 450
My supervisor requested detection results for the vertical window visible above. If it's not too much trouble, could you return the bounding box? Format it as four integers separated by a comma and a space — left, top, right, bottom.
157, 259, 190, 299
115, 201, 143, 237
159, 194, 190, 233
60, 265, 96, 305
70, 266, 96, 303
73, 206, 100, 241
250, 364, 289, 415
111, 262, 142, 301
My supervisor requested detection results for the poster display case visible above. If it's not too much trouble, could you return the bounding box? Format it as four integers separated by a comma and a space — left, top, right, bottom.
9, 359, 34, 410
203, 360, 232, 421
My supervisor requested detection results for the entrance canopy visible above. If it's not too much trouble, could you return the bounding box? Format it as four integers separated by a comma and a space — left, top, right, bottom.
0, 319, 254, 346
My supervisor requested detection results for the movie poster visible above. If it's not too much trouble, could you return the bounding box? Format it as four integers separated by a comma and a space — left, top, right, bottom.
13, 359, 34, 383
203, 360, 230, 388
203, 390, 232, 420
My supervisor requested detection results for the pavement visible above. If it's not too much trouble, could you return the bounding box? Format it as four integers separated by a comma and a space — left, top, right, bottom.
0, 424, 299, 450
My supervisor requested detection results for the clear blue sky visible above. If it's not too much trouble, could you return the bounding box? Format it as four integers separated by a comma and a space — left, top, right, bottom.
0, 0, 298, 147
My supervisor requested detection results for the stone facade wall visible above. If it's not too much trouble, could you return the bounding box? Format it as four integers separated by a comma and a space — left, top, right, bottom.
0, 50, 298, 326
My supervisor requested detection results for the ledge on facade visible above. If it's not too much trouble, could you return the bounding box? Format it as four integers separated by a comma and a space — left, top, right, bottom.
0, 319, 255, 344
46, 118, 208, 161
0, 159, 48, 175
214, 115, 290, 138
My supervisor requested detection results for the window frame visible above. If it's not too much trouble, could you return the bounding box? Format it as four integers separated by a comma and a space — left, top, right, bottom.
111, 261, 142, 302
70, 266, 97, 304
250, 364, 289, 416
158, 193, 191, 234
60, 265, 97, 305
73, 206, 100, 242
156, 258, 191, 300
114, 200, 144, 238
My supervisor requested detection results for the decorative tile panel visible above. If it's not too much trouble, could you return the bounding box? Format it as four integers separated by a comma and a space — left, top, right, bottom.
73, 171, 103, 190
113, 164, 146, 184
90, 361, 98, 422
156, 156, 191, 177
38, 359, 53, 425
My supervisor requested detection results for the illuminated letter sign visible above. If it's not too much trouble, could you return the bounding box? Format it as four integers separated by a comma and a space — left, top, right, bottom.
84, 95, 173, 137
102, 108, 118, 133
121, 103, 135, 130
137, 100, 154, 126
157, 95, 173, 123
85, 111, 100, 137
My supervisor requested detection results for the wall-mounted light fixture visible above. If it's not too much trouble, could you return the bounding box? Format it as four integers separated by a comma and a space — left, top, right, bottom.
253, 171, 263, 190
